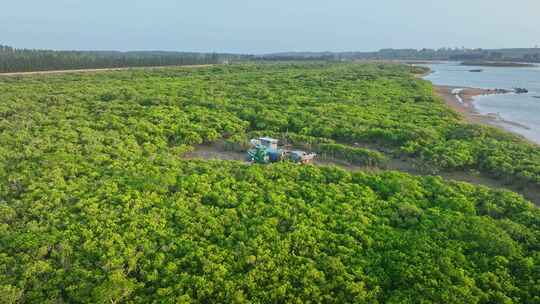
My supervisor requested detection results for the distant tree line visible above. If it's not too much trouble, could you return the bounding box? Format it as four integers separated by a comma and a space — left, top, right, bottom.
3, 44, 539, 73
0, 45, 251, 73
257, 47, 540, 63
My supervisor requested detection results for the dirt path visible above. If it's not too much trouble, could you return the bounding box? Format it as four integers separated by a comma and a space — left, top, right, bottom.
185, 144, 540, 205
0, 64, 214, 77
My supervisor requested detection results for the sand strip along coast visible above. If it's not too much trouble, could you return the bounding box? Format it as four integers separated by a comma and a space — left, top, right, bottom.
434, 85, 533, 134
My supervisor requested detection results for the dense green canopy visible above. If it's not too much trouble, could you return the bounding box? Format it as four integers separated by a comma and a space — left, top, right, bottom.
1, 63, 539, 303
2, 161, 540, 303
1, 62, 538, 185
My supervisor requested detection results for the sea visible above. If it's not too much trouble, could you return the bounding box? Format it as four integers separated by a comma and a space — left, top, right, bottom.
421, 62, 540, 145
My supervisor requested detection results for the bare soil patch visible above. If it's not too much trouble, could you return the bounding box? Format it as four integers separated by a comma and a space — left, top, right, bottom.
0, 64, 213, 77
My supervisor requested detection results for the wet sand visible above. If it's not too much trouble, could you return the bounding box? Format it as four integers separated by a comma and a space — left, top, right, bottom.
434, 85, 531, 130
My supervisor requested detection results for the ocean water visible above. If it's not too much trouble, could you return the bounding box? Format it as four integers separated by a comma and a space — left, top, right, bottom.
422, 62, 540, 144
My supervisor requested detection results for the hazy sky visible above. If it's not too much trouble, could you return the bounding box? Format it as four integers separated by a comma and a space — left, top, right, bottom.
2, 0, 540, 53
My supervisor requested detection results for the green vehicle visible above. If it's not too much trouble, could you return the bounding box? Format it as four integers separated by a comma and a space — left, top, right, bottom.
247, 144, 271, 164
247, 137, 315, 164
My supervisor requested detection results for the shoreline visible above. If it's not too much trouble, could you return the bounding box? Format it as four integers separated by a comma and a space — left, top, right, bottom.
434, 85, 533, 132
420, 65, 538, 145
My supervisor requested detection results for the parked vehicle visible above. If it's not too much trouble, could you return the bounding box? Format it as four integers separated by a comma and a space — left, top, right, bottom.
247, 137, 316, 164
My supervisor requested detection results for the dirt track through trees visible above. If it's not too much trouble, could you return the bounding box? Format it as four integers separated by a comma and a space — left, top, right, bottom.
184, 144, 540, 205
0, 64, 213, 77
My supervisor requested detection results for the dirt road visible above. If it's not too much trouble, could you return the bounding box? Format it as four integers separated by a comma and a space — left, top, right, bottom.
184, 143, 540, 205
0, 64, 213, 77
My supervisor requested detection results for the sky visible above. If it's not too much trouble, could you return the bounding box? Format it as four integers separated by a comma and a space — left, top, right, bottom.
2, 0, 540, 54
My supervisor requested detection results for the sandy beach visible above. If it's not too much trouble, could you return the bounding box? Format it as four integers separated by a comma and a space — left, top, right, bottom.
421, 61, 540, 145
434, 85, 532, 133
